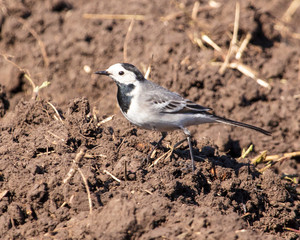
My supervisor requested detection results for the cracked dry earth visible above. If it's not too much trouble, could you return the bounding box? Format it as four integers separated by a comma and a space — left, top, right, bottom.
0, 0, 299, 239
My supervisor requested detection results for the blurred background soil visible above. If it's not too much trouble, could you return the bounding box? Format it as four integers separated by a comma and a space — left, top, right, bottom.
0, 0, 299, 239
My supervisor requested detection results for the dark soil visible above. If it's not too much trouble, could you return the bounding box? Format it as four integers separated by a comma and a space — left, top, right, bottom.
0, 0, 299, 239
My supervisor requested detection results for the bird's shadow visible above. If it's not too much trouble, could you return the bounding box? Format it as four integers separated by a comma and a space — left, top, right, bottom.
172, 137, 259, 179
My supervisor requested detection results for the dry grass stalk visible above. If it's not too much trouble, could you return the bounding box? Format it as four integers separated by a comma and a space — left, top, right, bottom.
274, 0, 300, 40
149, 140, 185, 168
191, 1, 200, 20
47, 130, 66, 143
198, 3, 270, 89
143, 189, 153, 195
294, 94, 300, 99
1, 53, 27, 72
0, 190, 9, 201
83, 13, 145, 21
201, 34, 222, 52
47, 102, 63, 123
124, 160, 128, 181
266, 151, 300, 161
1, 53, 50, 99
235, 32, 252, 60
256, 151, 300, 173
160, 11, 183, 22
18, 18, 49, 68
211, 61, 271, 89
238, 144, 253, 160
97, 115, 114, 126
228, 62, 271, 89
103, 169, 121, 183
149, 146, 174, 168
219, 1, 240, 74
77, 167, 93, 214
62, 148, 92, 214
274, 23, 300, 40
22, 73, 51, 100
187, 32, 206, 49
251, 150, 268, 165
144, 55, 154, 79
281, 0, 300, 23
123, 18, 135, 62
284, 227, 300, 234
144, 64, 152, 79
63, 148, 87, 184
84, 153, 107, 158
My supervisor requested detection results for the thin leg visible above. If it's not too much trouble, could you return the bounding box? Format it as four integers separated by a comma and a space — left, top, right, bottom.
182, 128, 195, 172
146, 132, 167, 164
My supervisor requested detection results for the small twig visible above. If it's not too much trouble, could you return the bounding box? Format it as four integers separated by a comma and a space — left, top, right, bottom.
103, 169, 121, 183
83, 13, 145, 21
18, 18, 49, 68
123, 18, 135, 62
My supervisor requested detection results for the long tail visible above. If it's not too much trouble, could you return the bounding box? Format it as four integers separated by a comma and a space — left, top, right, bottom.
213, 115, 271, 136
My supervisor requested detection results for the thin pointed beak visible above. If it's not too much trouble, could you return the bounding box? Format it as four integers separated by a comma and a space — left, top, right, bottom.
94, 70, 110, 76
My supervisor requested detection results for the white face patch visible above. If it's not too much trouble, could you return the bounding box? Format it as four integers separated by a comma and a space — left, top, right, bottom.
106, 63, 138, 85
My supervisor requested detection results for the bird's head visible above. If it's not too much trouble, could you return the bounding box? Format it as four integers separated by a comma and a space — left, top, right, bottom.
95, 63, 145, 85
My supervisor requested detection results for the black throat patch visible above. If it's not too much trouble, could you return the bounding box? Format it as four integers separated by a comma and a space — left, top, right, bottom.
117, 83, 135, 113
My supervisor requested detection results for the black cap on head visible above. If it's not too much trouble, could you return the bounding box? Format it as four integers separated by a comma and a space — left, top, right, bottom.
121, 63, 145, 81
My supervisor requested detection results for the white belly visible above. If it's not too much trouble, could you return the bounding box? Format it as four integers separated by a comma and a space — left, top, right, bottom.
123, 104, 214, 132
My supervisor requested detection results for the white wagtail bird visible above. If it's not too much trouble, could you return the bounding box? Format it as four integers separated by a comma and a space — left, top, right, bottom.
95, 63, 271, 171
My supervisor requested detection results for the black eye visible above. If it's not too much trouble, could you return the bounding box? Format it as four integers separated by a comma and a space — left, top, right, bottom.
119, 71, 124, 75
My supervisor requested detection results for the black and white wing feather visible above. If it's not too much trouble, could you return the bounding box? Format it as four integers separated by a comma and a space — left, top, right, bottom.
144, 87, 211, 115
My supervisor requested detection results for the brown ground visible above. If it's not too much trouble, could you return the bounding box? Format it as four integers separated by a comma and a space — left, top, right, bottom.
0, 0, 299, 239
